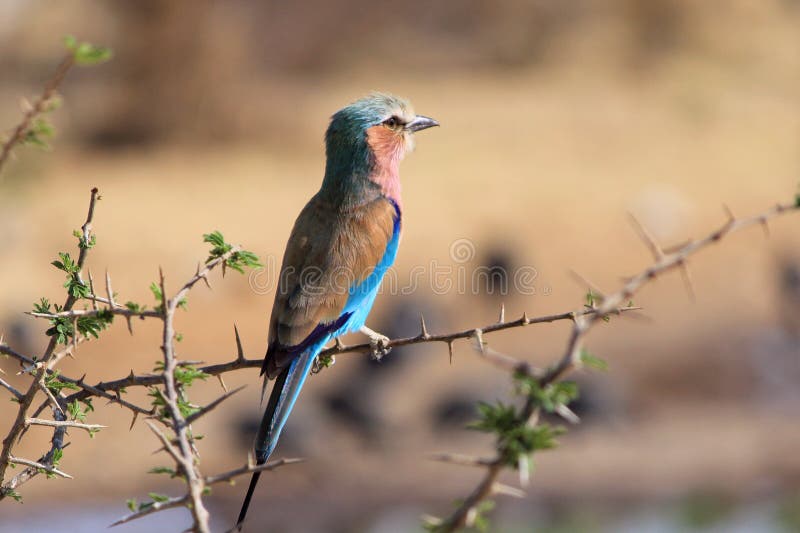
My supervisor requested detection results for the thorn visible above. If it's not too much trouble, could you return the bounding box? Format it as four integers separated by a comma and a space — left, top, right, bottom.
105, 270, 115, 308
429, 452, 493, 467
465, 507, 477, 527
233, 324, 245, 361
521, 311, 529, 325
77, 373, 86, 385
38, 383, 64, 416
128, 369, 135, 381
71, 317, 78, 352
518, 455, 530, 487
492, 482, 526, 498
627, 212, 664, 260
760, 216, 770, 238
129, 410, 139, 431
87, 270, 98, 311
125, 316, 133, 335
157, 267, 166, 307
472, 329, 485, 355
722, 203, 735, 223
419, 313, 430, 339
555, 404, 581, 424
217, 374, 228, 393
198, 262, 212, 290
447, 340, 454, 364
568, 269, 605, 302
678, 259, 696, 303
334, 337, 345, 351
498, 303, 505, 324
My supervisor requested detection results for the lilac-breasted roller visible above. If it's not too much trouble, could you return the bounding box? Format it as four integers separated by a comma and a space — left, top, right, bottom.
236, 93, 438, 529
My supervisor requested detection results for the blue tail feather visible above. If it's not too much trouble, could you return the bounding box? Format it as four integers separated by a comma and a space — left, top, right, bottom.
236, 340, 327, 529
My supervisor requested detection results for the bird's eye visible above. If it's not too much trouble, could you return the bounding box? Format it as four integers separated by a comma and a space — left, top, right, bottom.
383, 116, 401, 128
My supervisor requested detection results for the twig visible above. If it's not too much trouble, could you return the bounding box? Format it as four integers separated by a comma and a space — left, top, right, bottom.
25, 418, 106, 433
204, 457, 303, 485
0, 55, 75, 174
8, 456, 72, 479
110, 494, 190, 527
432, 200, 799, 532
0, 188, 98, 492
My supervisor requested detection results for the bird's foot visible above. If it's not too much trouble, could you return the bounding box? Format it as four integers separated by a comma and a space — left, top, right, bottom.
360, 326, 392, 361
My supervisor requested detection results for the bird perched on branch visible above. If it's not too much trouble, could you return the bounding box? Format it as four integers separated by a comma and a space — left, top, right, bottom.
236, 93, 438, 529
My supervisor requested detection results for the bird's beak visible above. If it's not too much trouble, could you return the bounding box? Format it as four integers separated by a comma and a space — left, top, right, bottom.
406, 115, 439, 133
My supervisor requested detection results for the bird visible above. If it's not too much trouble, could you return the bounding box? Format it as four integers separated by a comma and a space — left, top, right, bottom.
236, 93, 438, 529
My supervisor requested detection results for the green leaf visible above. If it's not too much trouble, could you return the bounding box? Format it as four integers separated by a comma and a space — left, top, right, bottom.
148, 466, 178, 478
467, 400, 518, 435
580, 348, 608, 371
202, 230, 262, 273
33, 297, 51, 314
126, 498, 137, 512
73, 229, 96, 249
473, 500, 495, 532
148, 492, 169, 503
21, 118, 56, 150
76, 309, 113, 339
174, 364, 209, 387
585, 289, 598, 307
124, 301, 143, 313
67, 400, 87, 422
2, 488, 23, 502
44, 370, 79, 395
529, 423, 566, 451
149, 282, 163, 303
316, 353, 335, 369
64, 35, 112, 66
65, 277, 90, 299
513, 373, 579, 412
52, 252, 77, 273
51, 448, 63, 467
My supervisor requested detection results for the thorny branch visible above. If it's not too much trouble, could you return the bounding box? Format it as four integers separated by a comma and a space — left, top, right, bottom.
0, 187, 99, 496
427, 201, 799, 532
0, 187, 796, 531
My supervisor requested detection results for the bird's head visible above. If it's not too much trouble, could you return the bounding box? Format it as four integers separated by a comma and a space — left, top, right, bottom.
323, 93, 438, 200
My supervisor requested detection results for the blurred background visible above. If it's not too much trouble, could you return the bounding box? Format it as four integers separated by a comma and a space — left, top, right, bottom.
1, 1, 799, 531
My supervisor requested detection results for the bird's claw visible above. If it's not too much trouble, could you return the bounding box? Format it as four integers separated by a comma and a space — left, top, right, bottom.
368, 335, 391, 361
360, 326, 392, 360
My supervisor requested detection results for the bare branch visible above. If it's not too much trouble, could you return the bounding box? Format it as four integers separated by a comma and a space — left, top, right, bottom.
433, 201, 799, 532
8, 456, 72, 479
429, 453, 496, 468
204, 457, 304, 486
110, 494, 189, 527
25, 418, 106, 433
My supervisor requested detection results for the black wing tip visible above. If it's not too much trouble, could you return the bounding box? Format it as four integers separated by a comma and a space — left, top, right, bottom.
236, 471, 262, 531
